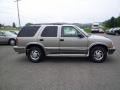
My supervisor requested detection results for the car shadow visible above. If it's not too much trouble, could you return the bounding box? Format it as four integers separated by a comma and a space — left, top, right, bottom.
44, 56, 90, 63
0, 44, 9, 46
17, 54, 113, 64
17, 55, 90, 64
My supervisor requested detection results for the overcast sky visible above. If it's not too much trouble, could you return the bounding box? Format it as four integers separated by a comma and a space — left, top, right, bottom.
0, 0, 120, 26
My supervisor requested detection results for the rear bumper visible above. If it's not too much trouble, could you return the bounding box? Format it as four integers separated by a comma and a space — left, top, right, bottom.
108, 47, 116, 54
13, 46, 25, 54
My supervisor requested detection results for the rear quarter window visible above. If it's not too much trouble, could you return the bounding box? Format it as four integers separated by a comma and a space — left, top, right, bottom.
18, 26, 40, 37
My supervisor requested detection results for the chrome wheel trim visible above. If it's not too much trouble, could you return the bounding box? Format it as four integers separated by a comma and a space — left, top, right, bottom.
30, 50, 40, 61
10, 40, 15, 45
93, 50, 104, 61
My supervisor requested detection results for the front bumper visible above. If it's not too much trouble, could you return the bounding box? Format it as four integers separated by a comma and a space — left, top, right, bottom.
108, 47, 116, 54
13, 46, 25, 54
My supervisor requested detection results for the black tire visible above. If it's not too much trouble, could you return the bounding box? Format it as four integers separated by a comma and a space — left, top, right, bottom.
91, 31, 94, 33
115, 32, 119, 36
89, 46, 107, 63
28, 47, 44, 63
9, 39, 16, 46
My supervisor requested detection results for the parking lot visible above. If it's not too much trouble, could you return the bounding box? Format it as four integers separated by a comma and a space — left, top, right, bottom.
0, 34, 120, 90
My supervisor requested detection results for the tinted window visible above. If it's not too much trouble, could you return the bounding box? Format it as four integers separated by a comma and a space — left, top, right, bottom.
61, 26, 79, 37
18, 26, 40, 37
41, 26, 58, 37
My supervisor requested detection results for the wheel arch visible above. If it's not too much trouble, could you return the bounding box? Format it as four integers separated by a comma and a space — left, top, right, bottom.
26, 44, 46, 56
8, 38, 16, 44
89, 43, 108, 54
8, 38, 16, 41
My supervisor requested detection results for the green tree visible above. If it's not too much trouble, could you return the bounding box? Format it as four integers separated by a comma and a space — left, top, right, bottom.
0, 24, 2, 28
110, 17, 116, 27
13, 22, 16, 28
116, 16, 120, 27
103, 16, 120, 29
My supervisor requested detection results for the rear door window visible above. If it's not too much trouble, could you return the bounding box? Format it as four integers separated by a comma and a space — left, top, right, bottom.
18, 26, 40, 37
41, 26, 58, 37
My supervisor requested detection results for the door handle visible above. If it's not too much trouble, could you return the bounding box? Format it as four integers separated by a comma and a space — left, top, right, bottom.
60, 39, 64, 41
40, 39, 44, 41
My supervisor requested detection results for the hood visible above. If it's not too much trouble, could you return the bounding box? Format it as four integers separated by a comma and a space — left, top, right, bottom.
88, 35, 113, 48
88, 35, 112, 42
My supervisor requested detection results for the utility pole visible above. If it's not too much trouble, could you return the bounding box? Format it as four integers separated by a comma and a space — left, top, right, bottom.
15, 0, 21, 28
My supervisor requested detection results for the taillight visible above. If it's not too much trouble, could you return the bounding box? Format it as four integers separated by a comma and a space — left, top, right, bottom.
16, 37, 18, 45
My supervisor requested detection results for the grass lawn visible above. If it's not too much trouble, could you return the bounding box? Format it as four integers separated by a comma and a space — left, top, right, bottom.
84, 28, 91, 33
0, 27, 19, 31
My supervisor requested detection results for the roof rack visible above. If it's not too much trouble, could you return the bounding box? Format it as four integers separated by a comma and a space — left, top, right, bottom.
30, 23, 73, 25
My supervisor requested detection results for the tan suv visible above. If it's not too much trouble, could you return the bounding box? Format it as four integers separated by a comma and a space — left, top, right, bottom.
14, 23, 115, 63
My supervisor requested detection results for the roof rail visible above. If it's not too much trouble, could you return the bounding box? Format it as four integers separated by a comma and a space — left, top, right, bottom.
30, 23, 72, 25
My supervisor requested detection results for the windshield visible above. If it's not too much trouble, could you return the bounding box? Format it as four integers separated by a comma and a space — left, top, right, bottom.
4, 31, 17, 36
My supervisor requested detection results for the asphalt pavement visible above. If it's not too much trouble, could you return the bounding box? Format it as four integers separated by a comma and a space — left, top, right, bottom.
0, 34, 120, 90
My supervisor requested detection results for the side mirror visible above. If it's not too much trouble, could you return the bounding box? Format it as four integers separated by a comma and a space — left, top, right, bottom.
78, 34, 84, 38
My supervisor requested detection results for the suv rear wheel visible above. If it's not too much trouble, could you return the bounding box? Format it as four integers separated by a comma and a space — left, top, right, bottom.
90, 46, 107, 63
28, 47, 44, 63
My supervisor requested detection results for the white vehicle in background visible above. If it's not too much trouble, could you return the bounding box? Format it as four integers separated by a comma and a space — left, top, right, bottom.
91, 23, 104, 33
0, 31, 17, 45
10, 30, 19, 35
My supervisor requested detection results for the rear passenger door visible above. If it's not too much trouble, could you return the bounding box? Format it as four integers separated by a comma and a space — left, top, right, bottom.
39, 26, 59, 54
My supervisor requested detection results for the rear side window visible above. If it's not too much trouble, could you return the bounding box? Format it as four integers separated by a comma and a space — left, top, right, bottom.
18, 26, 40, 37
41, 26, 58, 37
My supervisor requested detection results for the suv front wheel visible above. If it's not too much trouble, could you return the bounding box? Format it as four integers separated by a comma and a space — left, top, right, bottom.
28, 47, 44, 63
89, 46, 107, 63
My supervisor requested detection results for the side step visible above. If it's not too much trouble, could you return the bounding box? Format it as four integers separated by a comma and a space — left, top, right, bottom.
47, 54, 88, 57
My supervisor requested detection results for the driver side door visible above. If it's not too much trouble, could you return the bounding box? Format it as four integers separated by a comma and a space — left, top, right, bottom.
59, 26, 88, 54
